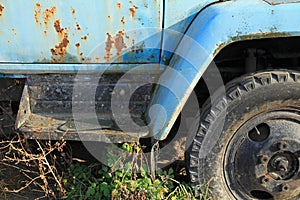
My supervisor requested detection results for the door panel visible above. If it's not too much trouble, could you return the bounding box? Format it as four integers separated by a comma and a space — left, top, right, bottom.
0, 0, 162, 63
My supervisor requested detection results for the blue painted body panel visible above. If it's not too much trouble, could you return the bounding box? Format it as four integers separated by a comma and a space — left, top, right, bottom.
150, 0, 300, 140
0, 0, 162, 64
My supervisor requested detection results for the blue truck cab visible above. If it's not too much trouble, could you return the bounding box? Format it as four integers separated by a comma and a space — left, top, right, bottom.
0, 0, 300, 199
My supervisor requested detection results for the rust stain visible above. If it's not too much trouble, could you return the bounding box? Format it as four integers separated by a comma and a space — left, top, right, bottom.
76, 22, 81, 31
54, 20, 64, 34
43, 6, 56, 28
34, 3, 41, 25
50, 36, 70, 61
0, 4, 4, 17
114, 31, 127, 57
135, 42, 145, 54
51, 20, 71, 62
104, 33, 114, 62
116, 2, 122, 9
131, 39, 135, 53
121, 16, 125, 25
75, 43, 81, 58
129, 8, 135, 18
81, 35, 88, 40
71, 8, 76, 16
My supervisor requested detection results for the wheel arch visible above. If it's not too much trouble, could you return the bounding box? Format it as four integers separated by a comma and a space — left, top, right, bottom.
148, 0, 300, 140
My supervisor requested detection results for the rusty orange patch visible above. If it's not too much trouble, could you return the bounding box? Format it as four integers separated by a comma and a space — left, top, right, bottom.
129, 8, 135, 18
104, 33, 114, 62
34, 3, 41, 24
54, 20, 64, 34
43, 6, 56, 28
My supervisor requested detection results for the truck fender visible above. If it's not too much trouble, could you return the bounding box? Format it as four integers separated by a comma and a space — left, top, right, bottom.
149, 0, 300, 140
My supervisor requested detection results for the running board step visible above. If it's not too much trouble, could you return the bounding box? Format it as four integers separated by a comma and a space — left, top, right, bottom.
16, 84, 149, 143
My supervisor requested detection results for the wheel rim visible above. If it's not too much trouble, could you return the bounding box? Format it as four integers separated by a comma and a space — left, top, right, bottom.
224, 108, 300, 200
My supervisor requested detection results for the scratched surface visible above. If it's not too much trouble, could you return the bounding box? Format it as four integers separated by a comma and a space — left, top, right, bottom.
0, 0, 162, 63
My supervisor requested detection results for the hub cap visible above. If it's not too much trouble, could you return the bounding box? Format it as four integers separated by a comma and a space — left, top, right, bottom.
225, 109, 300, 199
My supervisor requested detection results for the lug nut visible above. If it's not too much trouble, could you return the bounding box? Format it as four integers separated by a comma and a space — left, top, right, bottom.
282, 184, 290, 192
259, 155, 269, 163
261, 176, 270, 184
278, 141, 288, 150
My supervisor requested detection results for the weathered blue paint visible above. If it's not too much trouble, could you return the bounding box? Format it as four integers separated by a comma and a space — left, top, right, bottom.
161, 0, 220, 64
150, 0, 300, 140
0, 0, 162, 64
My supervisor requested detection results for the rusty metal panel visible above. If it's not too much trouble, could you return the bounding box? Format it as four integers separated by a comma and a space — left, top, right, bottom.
0, 0, 162, 64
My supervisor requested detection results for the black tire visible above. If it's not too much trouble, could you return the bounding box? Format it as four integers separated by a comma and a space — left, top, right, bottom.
189, 70, 300, 200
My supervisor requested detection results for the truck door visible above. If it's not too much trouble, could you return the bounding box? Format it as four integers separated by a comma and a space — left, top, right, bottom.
0, 0, 162, 64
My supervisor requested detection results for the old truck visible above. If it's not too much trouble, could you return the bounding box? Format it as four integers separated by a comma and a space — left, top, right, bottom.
0, 0, 300, 199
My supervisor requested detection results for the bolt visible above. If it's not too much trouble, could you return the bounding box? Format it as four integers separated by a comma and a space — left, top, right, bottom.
278, 141, 288, 150
282, 184, 290, 192
261, 176, 270, 184
259, 155, 269, 163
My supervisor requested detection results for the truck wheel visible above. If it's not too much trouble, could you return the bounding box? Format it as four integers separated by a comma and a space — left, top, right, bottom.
189, 70, 300, 199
